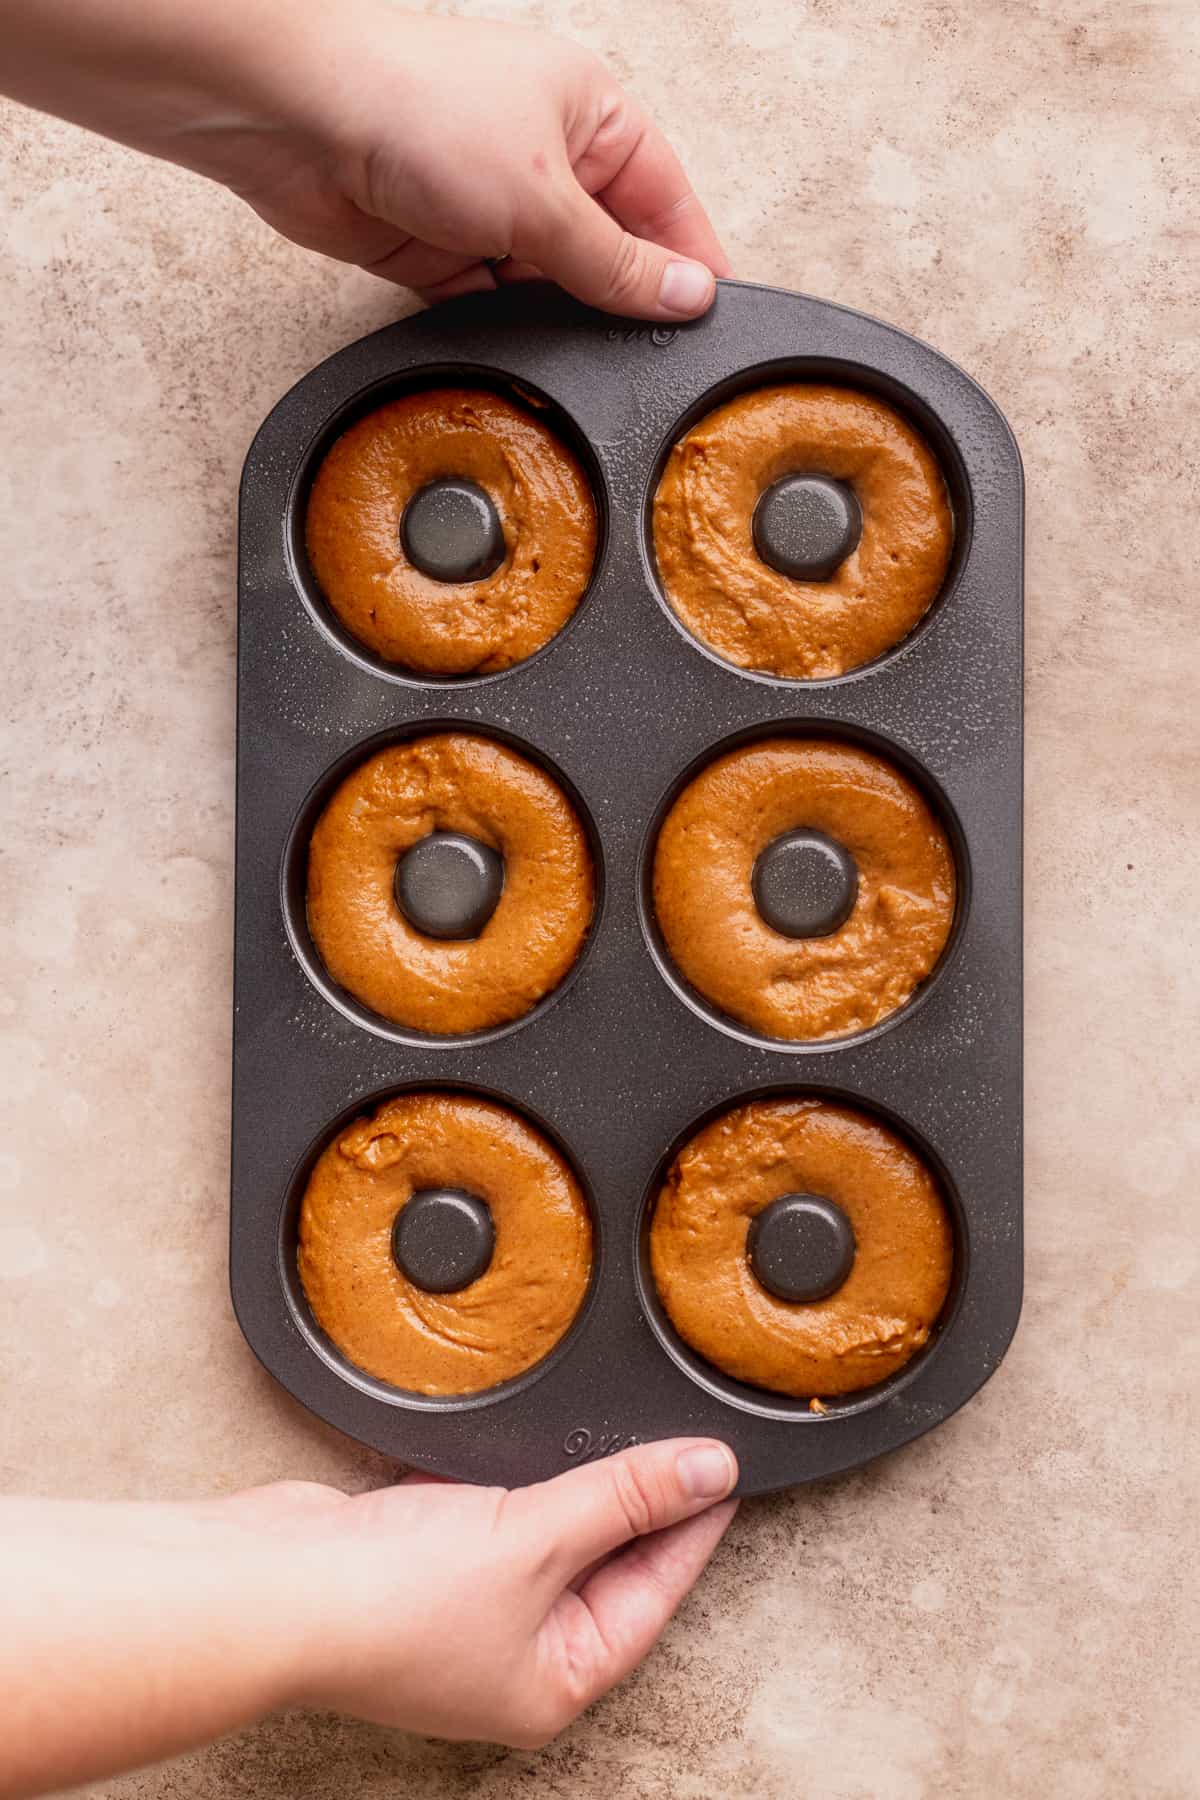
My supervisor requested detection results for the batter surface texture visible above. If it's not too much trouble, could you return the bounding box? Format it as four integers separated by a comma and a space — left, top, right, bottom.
652, 736, 955, 1041
299, 1092, 592, 1395
307, 732, 594, 1034
650, 1097, 953, 1397
306, 386, 597, 675
652, 383, 952, 678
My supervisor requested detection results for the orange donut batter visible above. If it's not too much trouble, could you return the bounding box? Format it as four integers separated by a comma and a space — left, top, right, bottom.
652, 737, 955, 1041
307, 733, 594, 1034
650, 1097, 953, 1397
652, 384, 952, 678
299, 1093, 592, 1395
305, 387, 597, 675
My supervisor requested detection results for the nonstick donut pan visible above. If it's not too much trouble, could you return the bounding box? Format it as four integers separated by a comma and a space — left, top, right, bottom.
233, 280, 1023, 1495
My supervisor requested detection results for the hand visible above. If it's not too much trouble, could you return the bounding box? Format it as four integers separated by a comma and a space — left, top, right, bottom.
0, 1441, 736, 1793
0, 1, 729, 320
226, 7, 730, 317
242, 1437, 738, 1746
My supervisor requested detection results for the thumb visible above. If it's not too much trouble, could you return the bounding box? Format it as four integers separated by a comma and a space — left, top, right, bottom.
514, 1438, 738, 1587
518, 180, 717, 321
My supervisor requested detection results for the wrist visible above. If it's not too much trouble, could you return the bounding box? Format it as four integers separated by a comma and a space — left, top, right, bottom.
202, 1494, 375, 1715
162, 1497, 336, 1716
251, 1545, 341, 1713
136, 0, 405, 200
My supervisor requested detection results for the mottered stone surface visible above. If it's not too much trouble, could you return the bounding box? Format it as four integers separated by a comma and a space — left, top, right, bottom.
1, 1, 1197, 1794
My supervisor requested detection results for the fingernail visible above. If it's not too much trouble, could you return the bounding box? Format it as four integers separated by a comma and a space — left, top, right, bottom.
677, 1443, 737, 1501
659, 260, 715, 317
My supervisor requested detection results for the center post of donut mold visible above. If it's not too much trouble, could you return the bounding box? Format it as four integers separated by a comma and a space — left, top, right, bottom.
752, 473, 863, 582
393, 830, 505, 941
746, 1193, 857, 1304
400, 476, 506, 584
751, 828, 859, 939
391, 1188, 496, 1294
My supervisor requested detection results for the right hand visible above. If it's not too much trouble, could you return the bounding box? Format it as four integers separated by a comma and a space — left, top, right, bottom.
244, 1436, 738, 1746
153, 5, 732, 316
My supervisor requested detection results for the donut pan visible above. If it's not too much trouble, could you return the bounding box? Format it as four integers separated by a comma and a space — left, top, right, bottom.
232, 280, 1023, 1495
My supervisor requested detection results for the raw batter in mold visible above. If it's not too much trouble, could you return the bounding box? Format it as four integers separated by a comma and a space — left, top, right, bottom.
305, 386, 597, 675
652, 383, 952, 678
652, 736, 955, 1041
650, 1096, 953, 1397
307, 732, 594, 1034
299, 1092, 592, 1395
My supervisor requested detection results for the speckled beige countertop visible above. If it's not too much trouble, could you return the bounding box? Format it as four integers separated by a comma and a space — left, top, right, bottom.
1, 2, 1197, 1795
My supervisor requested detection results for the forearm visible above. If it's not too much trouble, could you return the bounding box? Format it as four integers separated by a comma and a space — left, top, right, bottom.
0, 0, 332, 179
0, 1497, 307, 1800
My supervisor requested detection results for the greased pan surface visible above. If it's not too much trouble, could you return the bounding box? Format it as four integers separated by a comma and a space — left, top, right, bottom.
232, 280, 1023, 1495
